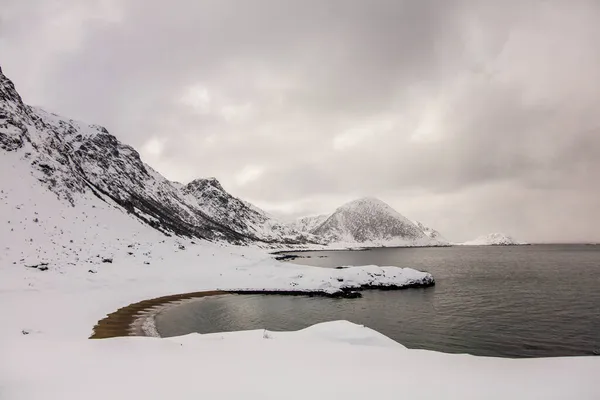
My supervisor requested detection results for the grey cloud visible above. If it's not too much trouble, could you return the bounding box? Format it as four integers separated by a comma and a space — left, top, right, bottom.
2, 0, 600, 242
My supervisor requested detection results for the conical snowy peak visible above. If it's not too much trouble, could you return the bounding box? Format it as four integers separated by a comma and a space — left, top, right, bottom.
334, 197, 393, 212
311, 197, 429, 245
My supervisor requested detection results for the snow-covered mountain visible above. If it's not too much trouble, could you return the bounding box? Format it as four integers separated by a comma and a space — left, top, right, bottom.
289, 214, 329, 233
310, 198, 437, 246
412, 220, 448, 242
183, 177, 318, 244
0, 65, 317, 248
461, 233, 526, 246
0, 65, 442, 251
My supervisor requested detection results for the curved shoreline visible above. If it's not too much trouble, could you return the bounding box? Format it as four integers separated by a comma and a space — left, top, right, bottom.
90, 281, 434, 339
89, 289, 365, 339
90, 290, 226, 339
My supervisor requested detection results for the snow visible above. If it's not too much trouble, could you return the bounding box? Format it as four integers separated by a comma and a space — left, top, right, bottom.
461, 233, 527, 246
182, 177, 317, 244
412, 219, 449, 242
2, 322, 598, 400
289, 213, 329, 232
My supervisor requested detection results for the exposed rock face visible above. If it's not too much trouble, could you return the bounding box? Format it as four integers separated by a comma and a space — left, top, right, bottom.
0, 66, 256, 244
311, 198, 429, 245
0, 65, 30, 151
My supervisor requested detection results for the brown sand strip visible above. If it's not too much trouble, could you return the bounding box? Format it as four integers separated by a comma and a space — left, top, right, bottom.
90, 290, 227, 339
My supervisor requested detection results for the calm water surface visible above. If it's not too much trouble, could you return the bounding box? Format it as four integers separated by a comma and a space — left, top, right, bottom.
156, 245, 600, 358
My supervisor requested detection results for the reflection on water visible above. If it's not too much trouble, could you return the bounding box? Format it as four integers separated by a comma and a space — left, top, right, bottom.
156, 245, 600, 358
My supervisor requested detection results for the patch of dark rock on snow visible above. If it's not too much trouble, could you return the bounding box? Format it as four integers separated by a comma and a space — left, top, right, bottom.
25, 262, 49, 271
274, 254, 300, 261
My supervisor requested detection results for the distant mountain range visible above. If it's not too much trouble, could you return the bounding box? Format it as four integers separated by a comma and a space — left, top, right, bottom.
1, 65, 447, 253
460, 233, 527, 246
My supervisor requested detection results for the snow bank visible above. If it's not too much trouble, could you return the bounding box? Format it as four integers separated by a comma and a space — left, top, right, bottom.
2, 321, 598, 400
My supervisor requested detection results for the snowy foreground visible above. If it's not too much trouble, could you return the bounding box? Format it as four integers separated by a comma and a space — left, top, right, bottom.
2, 241, 599, 400
2, 320, 599, 399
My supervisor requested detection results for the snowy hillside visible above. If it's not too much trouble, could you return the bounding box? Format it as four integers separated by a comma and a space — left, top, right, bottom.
311, 198, 438, 247
0, 66, 324, 248
289, 214, 329, 233
183, 177, 321, 244
0, 66, 254, 243
412, 220, 448, 243
461, 233, 527, 246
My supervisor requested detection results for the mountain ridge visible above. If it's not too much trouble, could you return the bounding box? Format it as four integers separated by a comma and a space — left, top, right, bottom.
0, 66, 257, 244
1, 65, 445, 250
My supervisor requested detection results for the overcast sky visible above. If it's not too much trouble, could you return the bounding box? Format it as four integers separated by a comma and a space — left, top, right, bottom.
2, 0, 600, 242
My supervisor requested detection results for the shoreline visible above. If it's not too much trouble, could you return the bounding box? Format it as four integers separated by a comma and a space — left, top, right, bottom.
90, 281, 435, 339
90, 290, 226, 339
271, 243, 453, 255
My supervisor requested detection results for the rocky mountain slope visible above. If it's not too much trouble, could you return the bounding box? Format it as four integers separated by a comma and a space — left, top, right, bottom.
310, 198, 438, 246
289, 214, 329, 233
183, 177, 319, 244
0, 65, 317, 248
1, 65, 445, 251
412, 220, 447, 242
461, 233, 526, 246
